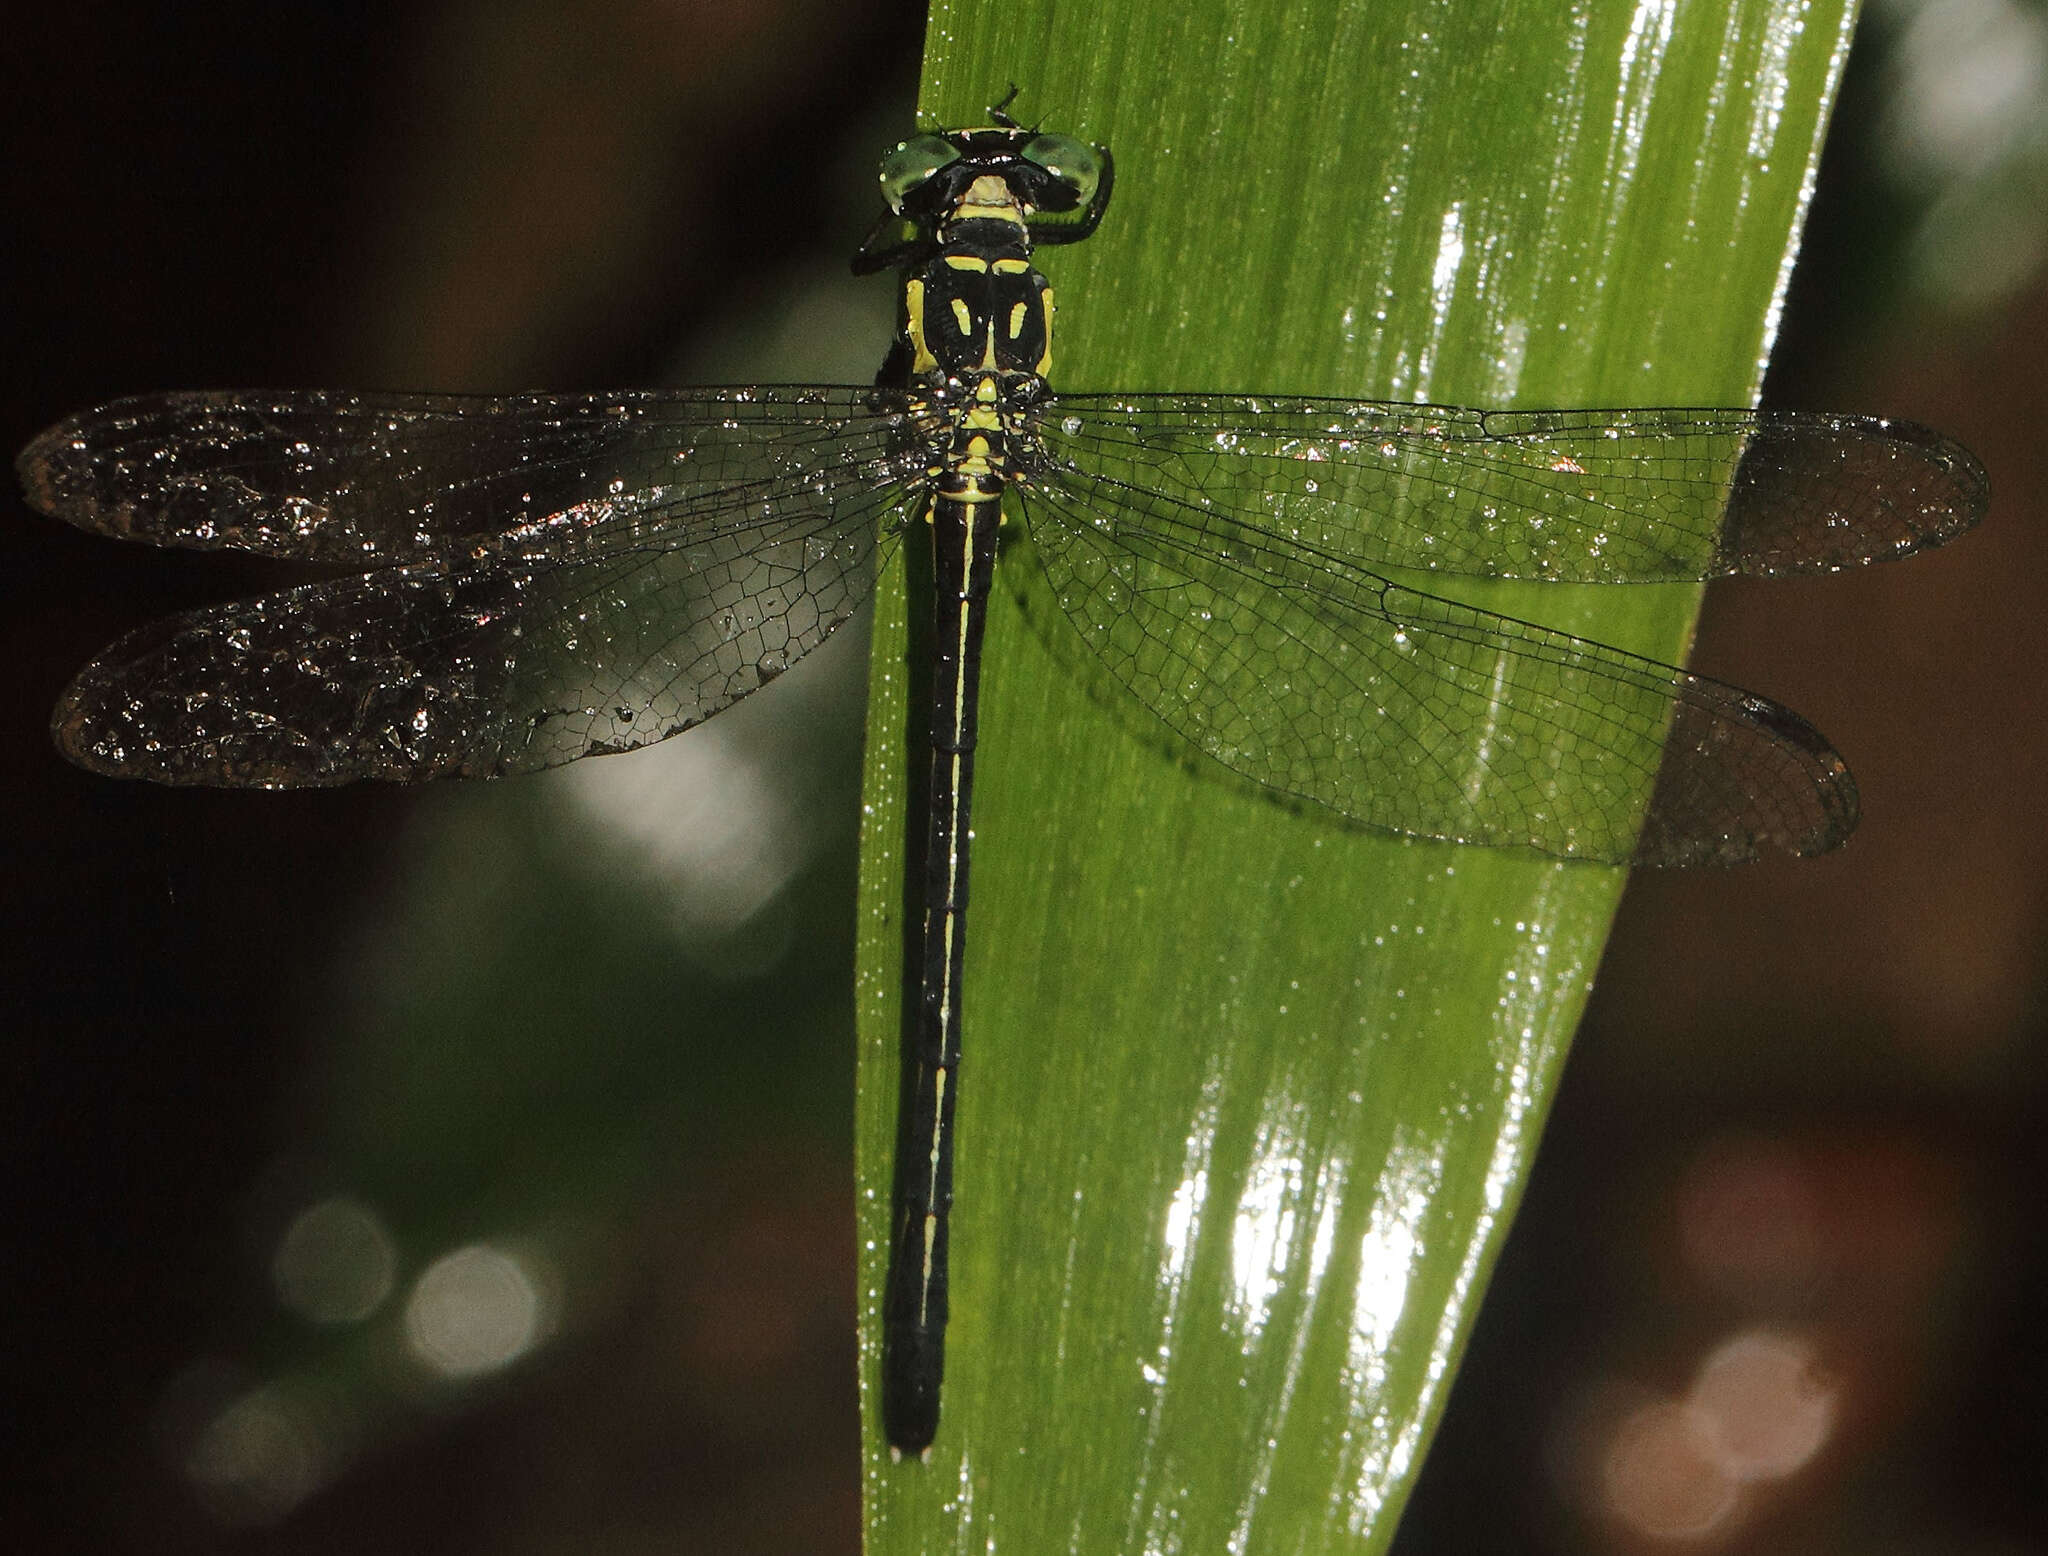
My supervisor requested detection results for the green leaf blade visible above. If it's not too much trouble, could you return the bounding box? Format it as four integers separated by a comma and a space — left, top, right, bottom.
858, 2, 1857, 1548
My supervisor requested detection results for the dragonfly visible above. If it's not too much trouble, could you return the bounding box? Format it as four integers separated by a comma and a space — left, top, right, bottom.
18, 105, 1986, 1458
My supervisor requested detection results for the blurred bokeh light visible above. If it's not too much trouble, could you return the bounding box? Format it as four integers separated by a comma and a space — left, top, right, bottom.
271, 1196, 399, 1325
1876, 0, 2048, 305
402, 1242, 555, 1379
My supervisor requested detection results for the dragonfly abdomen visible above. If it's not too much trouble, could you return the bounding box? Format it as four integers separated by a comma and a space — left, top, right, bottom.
884, 488, 1001, 1456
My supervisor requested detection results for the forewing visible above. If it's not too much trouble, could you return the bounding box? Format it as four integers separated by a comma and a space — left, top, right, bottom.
19, 387, 914, 564
1021, 467, 1856, 864
1037, 396, 1985, 583
55, 467, 917, 786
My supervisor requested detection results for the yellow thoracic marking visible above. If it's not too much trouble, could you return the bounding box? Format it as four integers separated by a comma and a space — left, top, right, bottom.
992, 257, 1030, 274
944, 253, 989, 272
1007, 301, 1028, 339
957, 436, 995, 490
1038, 284, 1056, 375
906, 277, 936, 374
950, 298, 974, 335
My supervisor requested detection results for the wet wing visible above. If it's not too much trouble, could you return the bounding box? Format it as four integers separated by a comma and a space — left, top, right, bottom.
1038, 396, 1985, 583
19, 387, 916, 564
49, 395, 927, 785
1021, 467, 1856, 865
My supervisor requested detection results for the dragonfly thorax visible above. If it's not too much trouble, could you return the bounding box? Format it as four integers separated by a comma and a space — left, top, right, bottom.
910, 367, 1049, 512
904, 238, 1056, 383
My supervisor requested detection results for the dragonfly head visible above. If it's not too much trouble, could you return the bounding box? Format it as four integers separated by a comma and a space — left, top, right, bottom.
853, 118, 1114, 274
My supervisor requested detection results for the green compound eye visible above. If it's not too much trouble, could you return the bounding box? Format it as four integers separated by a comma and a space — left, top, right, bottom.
1021, 133, 1102, 204
877, 134, 962, 212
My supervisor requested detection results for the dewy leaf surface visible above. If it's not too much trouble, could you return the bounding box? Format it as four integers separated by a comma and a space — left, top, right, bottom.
856, 2, 1859, 1548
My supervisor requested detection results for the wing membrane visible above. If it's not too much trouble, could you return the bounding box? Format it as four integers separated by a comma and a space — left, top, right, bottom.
19, 386, 916, 564
31, 380, 1964, 840
54, 451, 917, 785
1022, 466, 1855, 864
1036, 396, 1985, 583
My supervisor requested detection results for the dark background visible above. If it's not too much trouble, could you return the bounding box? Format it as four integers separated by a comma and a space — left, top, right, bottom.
5, 4, 2042, 1552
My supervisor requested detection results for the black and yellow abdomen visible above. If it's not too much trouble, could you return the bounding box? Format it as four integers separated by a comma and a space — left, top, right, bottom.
880, 179, 1066, 1458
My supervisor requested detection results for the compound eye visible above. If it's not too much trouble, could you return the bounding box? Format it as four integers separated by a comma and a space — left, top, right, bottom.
877, 134, 962, 212
1020, 133, 1102, 205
